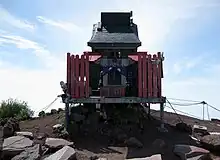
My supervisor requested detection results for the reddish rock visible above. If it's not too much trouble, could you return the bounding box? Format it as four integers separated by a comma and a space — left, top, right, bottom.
173, 144, 211, 160
201, 134, 220, 152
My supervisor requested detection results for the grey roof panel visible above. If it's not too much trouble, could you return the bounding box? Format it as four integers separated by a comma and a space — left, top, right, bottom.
88, 25, 141, 45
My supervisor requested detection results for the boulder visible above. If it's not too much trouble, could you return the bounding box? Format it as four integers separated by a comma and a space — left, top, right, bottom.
43, 146, 76, 160
37, 133, 47, 140
3, 122, 14, 138
2, 136, 33, 157
0, 126, 3, 152
57, 129, 69, 139
0, 118, 8, 126
38, 111, 46, 117
11, 144, 41, 160
176, 122, 192, 134
193, 125, 209, 136
126, 154, 162, 160
53, 124, 64, 132
45, 138, 73, 149
125, 137, 143, 148
209, 132, 220, 135
42, 146, 49, 156
3, 118, 20, 138
173, 144, 211, 160
51, 109, 58, 115
152, 139, 166, 149
15, 131, 33, 139
211, 118, 220, 123
8, 118, 20, 131
200, 134, 220, 151
58, 108, 64, 113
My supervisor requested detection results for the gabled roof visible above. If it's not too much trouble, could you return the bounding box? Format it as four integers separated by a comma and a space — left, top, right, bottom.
87, 12, 141, 49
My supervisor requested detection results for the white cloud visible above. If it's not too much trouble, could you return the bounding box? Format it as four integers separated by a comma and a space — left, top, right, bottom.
0, 5, 35, 31
171, 54, 207, 74
113, 0, 220, 50
0, 33, 64, 68
0, 64, 65, 116
36, 16, 82, 33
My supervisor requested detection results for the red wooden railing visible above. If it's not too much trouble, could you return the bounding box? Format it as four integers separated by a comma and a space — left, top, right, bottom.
67, 52, 163, 99
138, 52, 163, 98
67, 52, 90, 98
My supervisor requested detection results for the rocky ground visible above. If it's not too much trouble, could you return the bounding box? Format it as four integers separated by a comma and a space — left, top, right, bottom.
0, 108, 220, 160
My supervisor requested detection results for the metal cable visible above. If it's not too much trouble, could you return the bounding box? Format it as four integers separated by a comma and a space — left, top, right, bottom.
169, 102, 202, 106
35, 97, 59, 115
166, 99, 183, 123
207, 104, 220, 113
167, 98, 201, 103
206, 104, 210, 120
165, 104, 201, 119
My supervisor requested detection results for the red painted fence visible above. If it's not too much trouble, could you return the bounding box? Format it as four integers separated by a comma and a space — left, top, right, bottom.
67, 52, 90, 98
138, 52, 163, 98
67, 52, 163, 99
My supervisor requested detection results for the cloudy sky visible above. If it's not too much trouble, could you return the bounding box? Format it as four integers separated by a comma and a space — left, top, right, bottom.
0, 0, 220, 118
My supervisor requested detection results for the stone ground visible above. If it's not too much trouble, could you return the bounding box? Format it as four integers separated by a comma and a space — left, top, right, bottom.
14, 109, 220, 160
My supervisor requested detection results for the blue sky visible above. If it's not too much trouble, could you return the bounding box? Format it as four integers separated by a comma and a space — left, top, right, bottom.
0, 0, 220, 118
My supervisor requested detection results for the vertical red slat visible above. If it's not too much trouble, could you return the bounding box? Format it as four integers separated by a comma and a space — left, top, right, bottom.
80, 55, 85, 97
138, 52, 143, 97
142, 52, 147, 98
122, 88, 125, 97
75, 55, 79, 98
147, 54, 152, 97
67, 53, 71, 95
84, 52, 90, 97
71, 55, 75, 98
152, 54, 158, 97
157, 52, 162, 97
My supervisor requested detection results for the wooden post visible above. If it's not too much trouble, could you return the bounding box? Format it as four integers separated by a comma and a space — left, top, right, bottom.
160, 102, 165, 129
148, 103, 151, 118
65, 99, 70, 132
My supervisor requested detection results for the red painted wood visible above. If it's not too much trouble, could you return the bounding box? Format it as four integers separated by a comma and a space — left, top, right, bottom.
89, 55, 101, 61
152, 54, 158, 98
138, 52, 143, 97
157, 52, 162, 97
80, 55, 85, 97
128, 55, 138, 61
84, 52, 90, 97
68, 51, 163, 99
147, 54, 152, 97
142, 52, 147, 98
70, 55, 75, 98
67, 53, 71, 95
75, 55, 79, 98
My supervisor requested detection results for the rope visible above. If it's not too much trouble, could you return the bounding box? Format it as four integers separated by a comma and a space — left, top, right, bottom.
167, 98, 220, 120
166, 99, 183, 123
165, 105, 201, 119
206, 104, 210, 120
207, 104, 220, 113
167, 98, 201, 103
168, 102, 202, 106
35, 97, 59, 115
